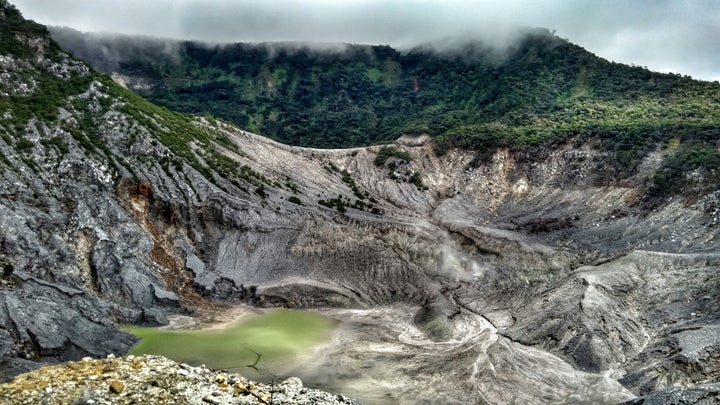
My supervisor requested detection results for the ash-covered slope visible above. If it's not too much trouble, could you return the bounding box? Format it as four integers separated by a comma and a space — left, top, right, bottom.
1, 2, 720, 403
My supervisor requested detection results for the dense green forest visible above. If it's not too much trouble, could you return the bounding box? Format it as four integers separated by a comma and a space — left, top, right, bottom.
49, 27, 720, 189
50, 28, 719, 146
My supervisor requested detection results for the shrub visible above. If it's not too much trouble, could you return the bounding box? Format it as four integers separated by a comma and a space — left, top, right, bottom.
0, 259, 13, 277
374, 146, 412, 166
14, 137, 33, 152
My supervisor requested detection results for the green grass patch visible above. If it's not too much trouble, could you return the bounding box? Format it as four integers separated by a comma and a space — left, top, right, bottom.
40, 136, 69, 155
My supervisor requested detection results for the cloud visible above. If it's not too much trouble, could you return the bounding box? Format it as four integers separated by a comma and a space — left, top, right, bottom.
11, 0, 720, 81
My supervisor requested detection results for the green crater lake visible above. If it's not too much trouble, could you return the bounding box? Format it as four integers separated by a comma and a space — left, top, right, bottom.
123, 309, 336, 379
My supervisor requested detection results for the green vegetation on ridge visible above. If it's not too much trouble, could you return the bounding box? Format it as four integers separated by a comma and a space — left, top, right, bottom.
2, 3, 718, 202
51, 27, 720, 150
1, 1, 276, 195
50, 27, 720, 197
0, 0, 61, 59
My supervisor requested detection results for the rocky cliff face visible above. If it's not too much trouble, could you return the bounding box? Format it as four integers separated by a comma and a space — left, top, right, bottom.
1, 3, 719, 403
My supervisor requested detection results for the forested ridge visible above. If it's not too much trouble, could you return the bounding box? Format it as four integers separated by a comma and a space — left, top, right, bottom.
51, 27, 720, 197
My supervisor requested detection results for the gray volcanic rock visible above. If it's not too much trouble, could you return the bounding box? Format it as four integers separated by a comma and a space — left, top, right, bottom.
0, 166, 181, 378
413, 297, 458, 340
623, 383, 720, 405
0, 273, 138, 381
0, 8, 183, 377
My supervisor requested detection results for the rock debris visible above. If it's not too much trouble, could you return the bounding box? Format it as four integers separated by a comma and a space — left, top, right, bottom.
0, 355, 358, 405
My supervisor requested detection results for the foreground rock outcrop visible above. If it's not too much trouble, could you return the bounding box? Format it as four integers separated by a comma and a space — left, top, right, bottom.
0, 355, 357, 405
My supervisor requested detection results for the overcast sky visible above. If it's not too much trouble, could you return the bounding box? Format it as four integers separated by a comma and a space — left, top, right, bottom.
12, 0, 720, 81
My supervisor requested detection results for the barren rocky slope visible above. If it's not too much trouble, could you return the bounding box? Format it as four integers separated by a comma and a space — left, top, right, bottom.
1, 2, 720, 403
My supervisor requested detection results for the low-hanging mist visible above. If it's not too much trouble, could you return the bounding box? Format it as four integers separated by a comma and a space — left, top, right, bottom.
14, 0, 720, 81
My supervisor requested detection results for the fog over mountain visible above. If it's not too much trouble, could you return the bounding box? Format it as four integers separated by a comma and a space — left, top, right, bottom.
12, 0, 720, 82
